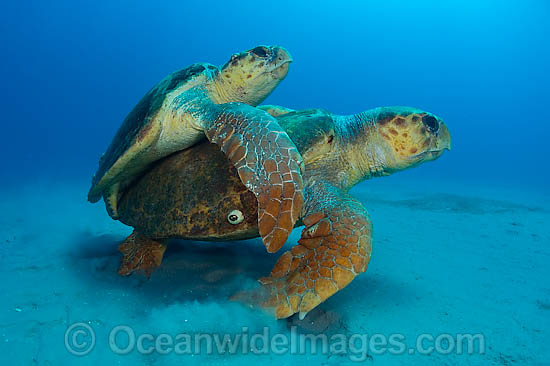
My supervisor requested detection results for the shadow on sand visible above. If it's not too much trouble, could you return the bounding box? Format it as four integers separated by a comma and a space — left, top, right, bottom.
363, 193, 547, 215
65, 231, 411, 333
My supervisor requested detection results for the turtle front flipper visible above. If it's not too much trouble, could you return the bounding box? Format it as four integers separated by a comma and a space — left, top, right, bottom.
118, 231, 167, 278
259, 181, 372, 319
204, 103, 305, 253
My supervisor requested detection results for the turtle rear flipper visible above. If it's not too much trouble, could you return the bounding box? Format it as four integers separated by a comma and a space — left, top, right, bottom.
118, 231, 167, 278
204, 103, 305, 253
257, 181, 372, 319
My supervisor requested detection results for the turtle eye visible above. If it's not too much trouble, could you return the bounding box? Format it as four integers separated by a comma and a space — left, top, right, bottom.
422, 115, 439, 133
227, 210, 244, 225
251, 46, 269, 58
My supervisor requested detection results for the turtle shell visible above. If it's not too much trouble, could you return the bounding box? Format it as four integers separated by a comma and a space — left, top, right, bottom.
117, 140, 259, 241
90, 63, 214, 194
117, 109, 337, 241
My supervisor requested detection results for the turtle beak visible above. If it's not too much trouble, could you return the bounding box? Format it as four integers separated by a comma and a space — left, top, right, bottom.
438, 123, 451, 151
272, 62, 290, 80
408, 122, 451, 164
271, 46, 293, 64
269, 46, 293, 80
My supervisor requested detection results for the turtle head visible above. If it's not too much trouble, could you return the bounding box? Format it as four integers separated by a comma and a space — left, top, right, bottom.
328, 107, 450, 189
374, 107, 451, 172
216, 45, 293, 105
276, 107, 450, 191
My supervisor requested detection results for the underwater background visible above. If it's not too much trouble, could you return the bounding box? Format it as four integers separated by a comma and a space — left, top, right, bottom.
0, 0, 548, 365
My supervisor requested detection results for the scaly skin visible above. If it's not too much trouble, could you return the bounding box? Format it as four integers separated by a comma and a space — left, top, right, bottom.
259, 181, 372, 319
118, 232, 167, 278
116, 107, 451, 319
205, 103, 304, 253
256, 108, 451, 318
88, 45, 305, 253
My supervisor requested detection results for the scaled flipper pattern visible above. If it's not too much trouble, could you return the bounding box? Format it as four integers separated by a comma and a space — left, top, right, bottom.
259, 181, 372, 319
205, 103, 305, 253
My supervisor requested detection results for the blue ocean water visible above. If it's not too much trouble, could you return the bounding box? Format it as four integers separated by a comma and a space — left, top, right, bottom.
0, 1, 549, 365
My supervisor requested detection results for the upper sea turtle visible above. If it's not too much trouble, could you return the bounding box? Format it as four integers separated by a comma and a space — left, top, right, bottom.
116, 106, 451, 319
88, 46, 304, 253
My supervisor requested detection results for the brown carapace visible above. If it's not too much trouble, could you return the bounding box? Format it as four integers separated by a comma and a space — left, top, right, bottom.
87, 46, 302, 255
116, 106, 451, 319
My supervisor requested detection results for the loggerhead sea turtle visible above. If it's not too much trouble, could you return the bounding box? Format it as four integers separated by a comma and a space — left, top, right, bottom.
88, 46, 304, 253
116, 106, 451, 319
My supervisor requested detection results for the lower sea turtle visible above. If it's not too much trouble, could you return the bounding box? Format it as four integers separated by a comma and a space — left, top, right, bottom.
116, 106, 451, 319
88, 45, 304, 253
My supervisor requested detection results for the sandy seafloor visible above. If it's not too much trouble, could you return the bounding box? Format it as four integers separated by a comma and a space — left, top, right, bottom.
0, 176, 548, 366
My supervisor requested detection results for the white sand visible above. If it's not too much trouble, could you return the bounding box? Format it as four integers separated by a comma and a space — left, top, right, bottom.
0, 178, 548, 365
